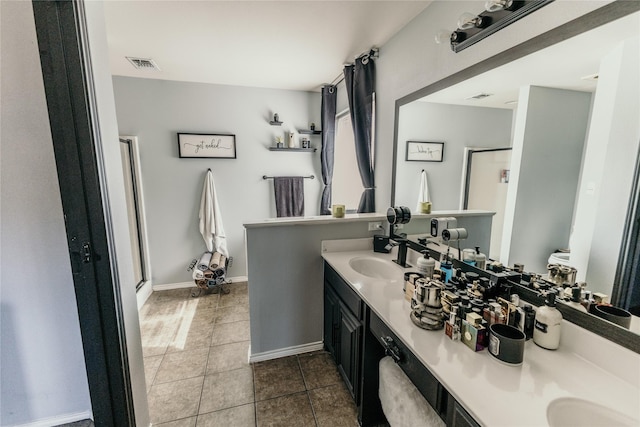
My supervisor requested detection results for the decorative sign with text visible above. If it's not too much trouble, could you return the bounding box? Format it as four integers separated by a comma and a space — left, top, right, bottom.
178, 133, 237, 159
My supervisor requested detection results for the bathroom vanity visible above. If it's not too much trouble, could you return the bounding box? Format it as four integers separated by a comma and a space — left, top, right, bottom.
322, 238, 640, 427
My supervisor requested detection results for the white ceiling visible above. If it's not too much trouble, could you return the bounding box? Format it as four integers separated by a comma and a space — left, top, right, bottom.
102, 0, 431, 91
418, 10, 640, 109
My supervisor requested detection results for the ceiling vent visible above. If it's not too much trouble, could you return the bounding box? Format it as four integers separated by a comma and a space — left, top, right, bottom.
126, 57, 161, 71
466, 93, 493, 100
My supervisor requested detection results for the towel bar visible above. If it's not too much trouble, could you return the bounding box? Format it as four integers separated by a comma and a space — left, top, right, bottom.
262, 175, 314, 180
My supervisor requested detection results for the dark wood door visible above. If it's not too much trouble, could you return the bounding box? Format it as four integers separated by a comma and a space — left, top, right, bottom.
337, 302, 362, 400
32, 2, 135, 425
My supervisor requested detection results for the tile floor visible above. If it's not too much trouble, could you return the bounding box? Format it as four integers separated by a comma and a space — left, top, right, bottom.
139, 282, 358, 426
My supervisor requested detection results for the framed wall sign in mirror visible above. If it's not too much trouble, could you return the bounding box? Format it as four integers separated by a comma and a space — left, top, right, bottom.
405, 141, 444, 162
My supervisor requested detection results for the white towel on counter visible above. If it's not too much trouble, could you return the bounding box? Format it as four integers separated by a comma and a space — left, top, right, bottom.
379, 356, 445, 427
415, 170, 431, 213
199, 170, 229, 257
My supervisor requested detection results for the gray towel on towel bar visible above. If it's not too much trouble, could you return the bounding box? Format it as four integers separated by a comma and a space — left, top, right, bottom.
274, 176, 304, 217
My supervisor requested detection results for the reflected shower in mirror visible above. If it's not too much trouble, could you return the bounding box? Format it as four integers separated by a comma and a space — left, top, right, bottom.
392, 6, 640, 336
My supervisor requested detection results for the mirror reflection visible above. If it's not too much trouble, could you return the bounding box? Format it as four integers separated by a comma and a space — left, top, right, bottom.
393, 11, 640, 332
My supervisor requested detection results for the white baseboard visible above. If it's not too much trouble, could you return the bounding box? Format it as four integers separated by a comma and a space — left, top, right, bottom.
152, 276, 248, 292
136, 280, 153, 310
249, 341, 325, 363
13, 410, 93, 427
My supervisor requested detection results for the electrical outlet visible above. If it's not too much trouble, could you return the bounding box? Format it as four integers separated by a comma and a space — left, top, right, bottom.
368, 221, 382, 231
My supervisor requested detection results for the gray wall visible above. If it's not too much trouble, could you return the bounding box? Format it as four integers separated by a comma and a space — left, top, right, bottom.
395, 102, 513, 210
112, 77, 321, 285
502, 86, 592, 273
0, 2, 92, 424
374, 0, 611, 213
246, 220, 382, 356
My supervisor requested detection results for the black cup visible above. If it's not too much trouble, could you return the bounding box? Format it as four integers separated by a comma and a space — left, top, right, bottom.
592, 304, 632, 329
488, 324, 525, 365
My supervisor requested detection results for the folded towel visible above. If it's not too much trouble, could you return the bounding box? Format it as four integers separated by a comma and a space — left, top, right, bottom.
198, 252, 213, 271
274, 176, 304, 217
203, 269, 214, 279
210, 252, 222, 270
195, 278, 208, 289
379, 356, 445, 427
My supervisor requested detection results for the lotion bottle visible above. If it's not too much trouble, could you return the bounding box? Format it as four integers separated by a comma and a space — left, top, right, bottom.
417, 251, 436, 278
474, 246, 486, 270
533, 291, 562, 350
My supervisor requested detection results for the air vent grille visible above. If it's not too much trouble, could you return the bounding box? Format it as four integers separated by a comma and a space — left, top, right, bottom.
466, 93, 493, 100
126, 57, 160, 71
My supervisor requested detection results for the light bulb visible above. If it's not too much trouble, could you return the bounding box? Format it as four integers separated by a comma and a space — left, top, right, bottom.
485, 0, 513, 12
457, 12, 486, 30
434, 29, 452, 44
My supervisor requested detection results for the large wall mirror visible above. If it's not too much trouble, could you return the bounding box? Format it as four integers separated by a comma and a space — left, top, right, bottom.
392, 2, 640, 348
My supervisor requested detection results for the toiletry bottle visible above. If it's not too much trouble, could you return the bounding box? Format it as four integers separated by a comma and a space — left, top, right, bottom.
567, 287, 588, 312
417, 251, 436, 278
533, 291, 563, 350
523, 305, 535, 339
475, 246, 486, 269
440, 261, 453, 283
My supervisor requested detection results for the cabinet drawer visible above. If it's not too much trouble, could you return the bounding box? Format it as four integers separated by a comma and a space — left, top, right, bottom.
369, 310, 444, 417
324, 263, 362, 319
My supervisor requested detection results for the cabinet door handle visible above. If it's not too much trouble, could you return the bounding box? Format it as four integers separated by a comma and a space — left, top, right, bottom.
381, 336, 402, 363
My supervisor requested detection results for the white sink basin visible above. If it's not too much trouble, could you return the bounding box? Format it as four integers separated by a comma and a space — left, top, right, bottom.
348, 256, 402, 280
547, 397, 639, 427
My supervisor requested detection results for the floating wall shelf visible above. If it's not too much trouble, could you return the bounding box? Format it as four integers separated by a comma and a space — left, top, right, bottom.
269, 120, 283, 126
268, 147, 317, 152
297, 129, 322, 135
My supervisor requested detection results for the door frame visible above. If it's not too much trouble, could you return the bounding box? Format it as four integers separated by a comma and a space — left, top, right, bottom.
32, 1, 135, 424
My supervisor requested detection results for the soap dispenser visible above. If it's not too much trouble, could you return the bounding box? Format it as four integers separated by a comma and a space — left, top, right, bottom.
533, 290, 563, 350
417, 250, 436, 278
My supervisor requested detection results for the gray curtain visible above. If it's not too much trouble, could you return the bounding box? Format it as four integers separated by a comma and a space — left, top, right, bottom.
320, 85, 337, 215
344, 56, 375, 213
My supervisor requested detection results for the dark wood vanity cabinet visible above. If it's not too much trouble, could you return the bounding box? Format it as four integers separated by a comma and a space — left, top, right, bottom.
447, 396, 481, 427
323, 261, 480, 427
323, 264, 363, 401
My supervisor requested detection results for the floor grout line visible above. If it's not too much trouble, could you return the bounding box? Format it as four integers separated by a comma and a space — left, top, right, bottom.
297, 355, 320, 427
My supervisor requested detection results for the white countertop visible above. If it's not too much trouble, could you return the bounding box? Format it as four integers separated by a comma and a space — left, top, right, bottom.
322, 239, 640, 427
243, 210, 495, 228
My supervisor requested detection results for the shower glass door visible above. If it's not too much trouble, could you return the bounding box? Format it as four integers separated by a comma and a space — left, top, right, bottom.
120, 137, 147, 290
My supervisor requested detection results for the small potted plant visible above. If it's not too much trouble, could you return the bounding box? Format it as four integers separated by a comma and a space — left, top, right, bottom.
275, 136, 284, 148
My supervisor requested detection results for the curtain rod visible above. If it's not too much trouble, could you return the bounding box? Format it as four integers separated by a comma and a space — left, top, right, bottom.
326, 47, 379, 88
263, 175, 315, 180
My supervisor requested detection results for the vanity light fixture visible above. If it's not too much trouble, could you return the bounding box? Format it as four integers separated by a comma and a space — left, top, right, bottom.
441, 0, 554, 53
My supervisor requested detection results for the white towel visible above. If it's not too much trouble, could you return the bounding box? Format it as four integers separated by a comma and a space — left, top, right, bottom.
199, 170, 229, 257
379, 356, 445, 427
416, 170, 431, 213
